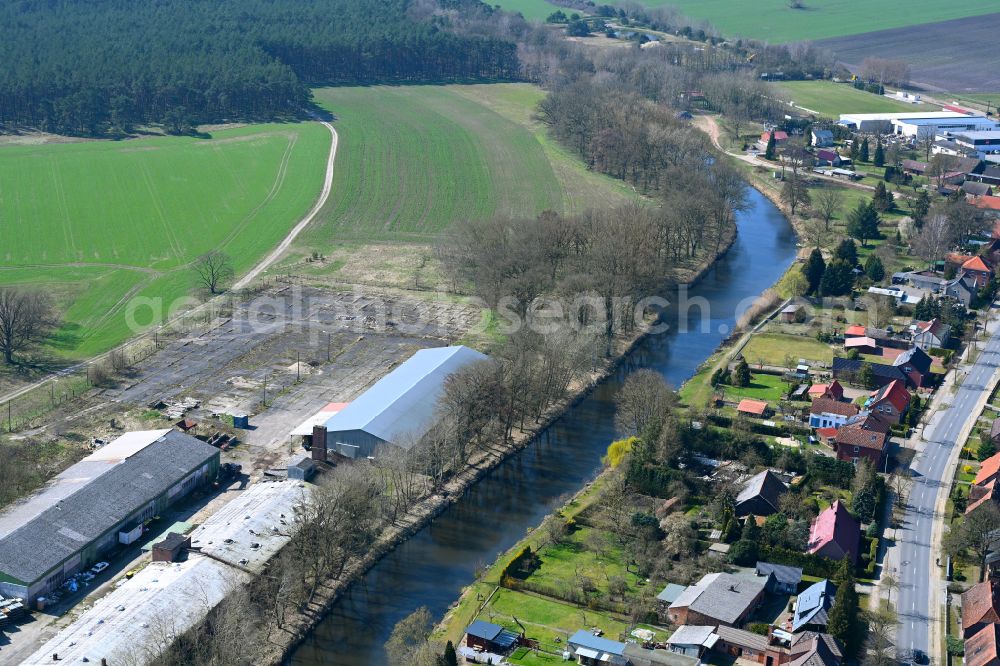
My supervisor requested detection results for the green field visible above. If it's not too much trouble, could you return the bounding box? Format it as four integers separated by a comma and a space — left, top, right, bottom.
631, 0, 996, 42
774, 81, 934, 118
297, 84, 634, 247
0, 123, 331, 357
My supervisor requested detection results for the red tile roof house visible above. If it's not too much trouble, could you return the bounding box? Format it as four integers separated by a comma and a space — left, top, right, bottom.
962, 579, 1000, 638
833, 413, 889, 468
737, 399, 771, 418
962, 255, 995, 289
843, 325, 867, 338
807, 500, 861, 563
977, 451, 1000, 486
966, 623, 1000, 666
864, 380, 910, 425
808, 397, 859, 430
808, 381, 844, 401
760, 130, 789, 145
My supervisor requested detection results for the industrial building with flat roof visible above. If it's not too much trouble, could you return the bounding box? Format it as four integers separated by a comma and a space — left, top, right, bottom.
0, 429, 219, 604
319, 345, 488, 458
838, 111, 997, 137
23, 480, 309, 666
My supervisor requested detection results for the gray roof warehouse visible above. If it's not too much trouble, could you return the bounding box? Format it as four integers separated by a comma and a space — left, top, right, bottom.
0, 429, 219, 605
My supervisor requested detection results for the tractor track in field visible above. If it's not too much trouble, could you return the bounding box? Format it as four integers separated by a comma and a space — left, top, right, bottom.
233, 119, 338, 290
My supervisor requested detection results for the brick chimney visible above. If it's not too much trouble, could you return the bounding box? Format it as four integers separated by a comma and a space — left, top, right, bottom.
311, 424, 327, 462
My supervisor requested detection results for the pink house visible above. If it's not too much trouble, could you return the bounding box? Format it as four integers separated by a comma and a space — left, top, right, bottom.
807, 500, 861, 563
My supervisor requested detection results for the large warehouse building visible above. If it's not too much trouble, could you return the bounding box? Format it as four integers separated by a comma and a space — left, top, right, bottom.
0, 429, 219, 604
838, 111, 998, 137
319, 345, 488, 458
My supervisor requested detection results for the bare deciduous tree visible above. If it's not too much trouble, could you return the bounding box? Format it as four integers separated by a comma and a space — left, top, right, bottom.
0, 288, 55, 364
193, 250, 234, 294
815, 187, 844, 231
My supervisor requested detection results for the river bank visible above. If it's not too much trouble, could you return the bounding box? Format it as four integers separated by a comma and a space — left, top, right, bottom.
239, 221, 743, 664
290, 185, 796, 664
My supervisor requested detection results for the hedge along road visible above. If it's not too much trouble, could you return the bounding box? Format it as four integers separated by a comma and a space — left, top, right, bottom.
233, 119, 338, 290
290, 185, 798, 665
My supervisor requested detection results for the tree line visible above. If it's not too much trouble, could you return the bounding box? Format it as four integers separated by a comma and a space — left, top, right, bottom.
0, 0, 518, 135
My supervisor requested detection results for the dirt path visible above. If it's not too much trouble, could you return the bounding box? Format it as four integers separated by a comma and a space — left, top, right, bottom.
233, 120, 338, 289
694, 114, 880, 195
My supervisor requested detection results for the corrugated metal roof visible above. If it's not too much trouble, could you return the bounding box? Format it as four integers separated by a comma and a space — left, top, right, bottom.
0, 431, 217, 586
568, 630, 627, 656
324, 346, 488, 444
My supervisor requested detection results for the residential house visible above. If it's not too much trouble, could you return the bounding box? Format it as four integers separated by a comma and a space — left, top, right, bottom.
843, 336, 878, 355
944, 273, 979, 306
962, 579, 1000, 638
714, 626, 770, 662
815, 149, 842, 167
463, 620, 521, 654
811, 129, 834, 147
964, 181, 995, 197
962, 255, 995, 289
966, 624, 1000, 666
761, 130, 789, 146
714, 627, 842, 666
785, 631, 843, 666
735, 470, 788, 517
666, 625, 720, 659
808, 381, 844, 401
738, 399, 771, 418
833, 413, 890, 467
808, 397, 859, 429
909, 318, 951, 350
831, 357, 907, 389
780, 304, 805, 323
977, 196, 1000, 215
792, 580, 836, 632
902, 159, 928, 175
844, 324, 867, 338
807, 500, 861, 563
971, 165, 1000, 186
657, 583, 688, 615
567, 630, 628, 666
667, 572, 766, 627
891, 346, 934, 389
966, 480, 999, 515
865, 380, 910, 424
978, 449, 1000, 486
755, 562, 803, 594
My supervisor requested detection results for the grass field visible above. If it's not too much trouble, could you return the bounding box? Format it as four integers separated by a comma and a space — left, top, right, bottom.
631, 0, 996, 42
721, 372, 790, 402
282, 84, 635, 295
0, 123, 330, 357
742, 333, 835, 367
774, 81, 934, 118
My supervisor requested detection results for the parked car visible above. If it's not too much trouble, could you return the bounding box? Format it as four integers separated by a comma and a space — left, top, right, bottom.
91, 562, 109, 574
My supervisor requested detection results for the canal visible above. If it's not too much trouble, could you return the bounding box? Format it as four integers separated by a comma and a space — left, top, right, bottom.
291, 186, 797, 665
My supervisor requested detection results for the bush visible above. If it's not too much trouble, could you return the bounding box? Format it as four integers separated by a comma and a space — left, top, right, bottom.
748, 623, 770, 635
947, 636, 965, 656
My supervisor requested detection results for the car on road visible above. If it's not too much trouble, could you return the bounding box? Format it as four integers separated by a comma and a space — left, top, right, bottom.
91, 562, 109, 574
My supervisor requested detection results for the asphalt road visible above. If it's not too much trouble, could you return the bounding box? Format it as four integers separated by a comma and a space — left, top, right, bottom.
896, 317, 1000, 660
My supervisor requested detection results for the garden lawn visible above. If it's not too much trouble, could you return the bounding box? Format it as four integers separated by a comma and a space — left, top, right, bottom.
525, 526, 644, 598
742, 333, 834, 367
721, 372, 789, 402
775, 81, 932, 118
629, 0, 996, 42
0, 122, 330, 357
